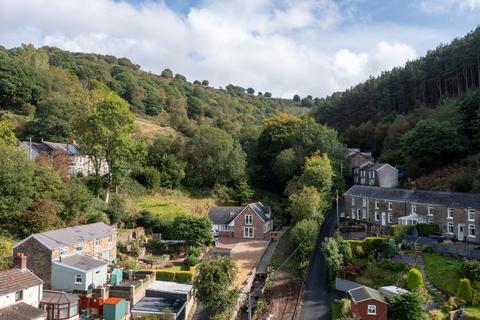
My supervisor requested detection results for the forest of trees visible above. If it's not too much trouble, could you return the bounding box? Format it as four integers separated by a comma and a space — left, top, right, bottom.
313, 26, 480, 188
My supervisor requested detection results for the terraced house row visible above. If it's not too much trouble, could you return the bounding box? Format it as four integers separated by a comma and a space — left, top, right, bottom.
344, 185, 480, 243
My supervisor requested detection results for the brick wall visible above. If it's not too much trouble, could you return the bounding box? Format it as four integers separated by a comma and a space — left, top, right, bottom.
351, 299, 387, 320
233, 207, 267, 240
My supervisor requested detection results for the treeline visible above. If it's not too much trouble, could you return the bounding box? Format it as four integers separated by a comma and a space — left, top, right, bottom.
312, 26, 480, 185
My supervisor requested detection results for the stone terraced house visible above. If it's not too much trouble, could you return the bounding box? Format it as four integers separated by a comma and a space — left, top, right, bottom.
13, 223, 116, 290
345, 185, 480, 243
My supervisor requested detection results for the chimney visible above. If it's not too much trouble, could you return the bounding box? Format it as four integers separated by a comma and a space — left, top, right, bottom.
14, 253, 27, 270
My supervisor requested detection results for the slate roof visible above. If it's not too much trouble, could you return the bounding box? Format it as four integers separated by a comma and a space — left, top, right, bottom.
0, 302, 46, 320
41, 290, 79, 305
132, 296, 185, 315
208, 202, 272, 225
0, 268, 43, 296
56, 254, 107, 271
348, 286, 386, 304
16, 222, 115, 250
20, 140, 78, 159
345, 185, 480, 209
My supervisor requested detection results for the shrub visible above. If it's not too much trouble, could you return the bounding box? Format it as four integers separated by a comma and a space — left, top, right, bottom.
442, 297, 461, 313
388, 292, 426, 320
472, 282, 480, 305
347, 240, 365, 258
451, 174, 473, 192
332, 299, 351, 319
189, 246, 202, 257
156, 270, 176, 281
291, 219, 319, 263
390, 225, 413, 243
378, 259, 409, 272
460, 259, 480, 282
457, 278, 473, 304
143, 166, 161, 190
418, 224, 440, 237
407, 268, 424, 290
427, 309, 447, 320
175, 271, 194, 284
185, 255, 199, 266
336, 237, 353, 264
323, 237, 343, 279
124, 257, 137, 270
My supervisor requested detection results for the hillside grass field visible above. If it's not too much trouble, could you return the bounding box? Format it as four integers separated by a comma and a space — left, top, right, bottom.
423, 253, 462, 294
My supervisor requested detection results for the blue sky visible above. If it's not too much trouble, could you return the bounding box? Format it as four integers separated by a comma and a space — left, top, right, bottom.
1, 0, 479, 97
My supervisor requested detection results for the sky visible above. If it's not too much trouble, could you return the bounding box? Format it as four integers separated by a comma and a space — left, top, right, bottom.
0, 0, 479, 98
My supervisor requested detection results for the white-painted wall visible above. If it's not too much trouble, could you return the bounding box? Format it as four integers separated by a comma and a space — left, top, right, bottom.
0, 284, 43, 309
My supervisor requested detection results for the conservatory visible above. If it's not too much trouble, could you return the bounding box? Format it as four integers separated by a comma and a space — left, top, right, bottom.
397, 213, 427, 225
40, 290, 79, 320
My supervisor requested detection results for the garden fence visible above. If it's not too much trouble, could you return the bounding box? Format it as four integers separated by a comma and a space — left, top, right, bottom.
403, 235, 480, 260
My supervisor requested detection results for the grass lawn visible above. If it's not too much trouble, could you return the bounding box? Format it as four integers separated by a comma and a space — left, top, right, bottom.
423, 253, 462, 294
158, 265, 196, 272
137, 190, 216, 220
465, 305, 480, 319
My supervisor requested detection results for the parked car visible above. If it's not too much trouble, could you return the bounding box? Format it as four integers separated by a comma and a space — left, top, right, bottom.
427, 233, 445, 243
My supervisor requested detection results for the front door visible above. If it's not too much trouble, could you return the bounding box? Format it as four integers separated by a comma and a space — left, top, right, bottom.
458, 224, 465, 241
381, 212, 386, 226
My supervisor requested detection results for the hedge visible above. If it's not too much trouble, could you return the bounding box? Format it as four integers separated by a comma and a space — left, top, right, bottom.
155, 270, 176, 281
418, 224, 439, 236
175, 271, 194, 284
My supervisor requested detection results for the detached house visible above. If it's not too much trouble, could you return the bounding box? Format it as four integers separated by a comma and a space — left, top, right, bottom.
348, 286, 388, 320
14, 223, 116, 290
345, 185, 480, 243
0, 253, 46, 320
357, 163, 399, 188
208, 203, 273, 240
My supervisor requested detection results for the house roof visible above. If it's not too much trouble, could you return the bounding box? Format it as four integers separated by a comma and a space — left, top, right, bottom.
41, 290, 79, 305
0, 268, 43, 296
20, 141, 78, 158
348, 286, 386, 304
345, 185, 480, 209
55, 254, 107, 272
132, 296, 185, 315
361, 163, 398, 172
0, 302, 46, 320
15, 222, 115, 250
148, 281, 193, 295
208, 202, 272, 225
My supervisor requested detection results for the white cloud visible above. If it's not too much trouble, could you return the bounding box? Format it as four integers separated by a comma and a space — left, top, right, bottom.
417, 0, 480, 13
0, 0, 422, 98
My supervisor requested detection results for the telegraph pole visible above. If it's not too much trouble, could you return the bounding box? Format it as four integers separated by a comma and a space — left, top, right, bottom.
336, 189, 339, 227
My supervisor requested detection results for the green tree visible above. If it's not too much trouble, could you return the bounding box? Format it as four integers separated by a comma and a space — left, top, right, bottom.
19, 198, 64, 237
296, 153, 334, 194
194, 256, 238, 316
291, 219, 319, 262
164, 215, 213, 246
105, 194, 127, 224
143, 166, 161, 190
232, 180, 254, 205
145, 135, 185, 188
60, 180, 93, 223
273, 148, 298, 183
246, 87, 255, 95
388, 292, 427, 320
336, 237, 353, 264
77, 91, 146, 198
293, 94, 301, 102
323, 237, 344, 278
407, 268, 424, 290
457, 278, 473, 304
288, 186, 327, 223
0, 117, 18, 146
185, 126, 246, 187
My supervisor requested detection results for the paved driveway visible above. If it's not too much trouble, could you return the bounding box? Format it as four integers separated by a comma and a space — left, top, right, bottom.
300, 208, 338, 320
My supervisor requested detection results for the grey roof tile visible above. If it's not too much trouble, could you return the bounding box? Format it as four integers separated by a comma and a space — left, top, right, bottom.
0, 302, 46, 320
56, 254, 107, 271
348, 286, 386, 304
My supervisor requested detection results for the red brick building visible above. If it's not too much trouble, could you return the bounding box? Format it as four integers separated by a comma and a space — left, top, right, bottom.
348, 286, 388, 320
208, 203, 273, 240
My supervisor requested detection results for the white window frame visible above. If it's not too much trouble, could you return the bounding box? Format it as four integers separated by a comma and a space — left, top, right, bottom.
448, 222, 454, 234
411, 204, 416, 214
107, 235, 112, 244
95, 238, 100, 246
351, 197, 355, 206
59, 247, 68, 256
243, 227, 254, 238
428, 218, 433, 224
367, 305, 377, 315
362, 208, 367, 220
469, 224, 476, 238
447, 208, 453, 219
75, 243, 84, 252
388, 212, 392, 224
468, 209, 475, 222
375, 200, 379, 209
388, 202, 392, 210
245, 214, 253, 225
375, 211, 380, 221
74, 274, 82, 284
427, 206, 433, 216
362, 197, 367, 207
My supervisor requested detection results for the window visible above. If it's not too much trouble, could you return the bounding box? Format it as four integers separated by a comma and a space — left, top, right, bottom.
469, 224, 476, 238
220, 225, 232, 231
448, 222, 454, 234
357, 209, 361, 219
75, 243, 84, 252
412, 204, 416, 214
15, 290, 23, 302
361, 171, 366, 177
243, 227, 254, 238
428, 206, 433, 216
375, 211, 380, 221
375, 201, 379, 209
362, 208, 367, 220
388, 202, 392, 210
362, 197, 367, 207
245, 215, 253, 225
351, 208, 355, 218
74, 274, 82, 284
447, 208, 453, 219
351, 197, 355, 206
59, 247, 68, 256
367, 305, 377, 315
95, 238, 100, 246
388, 212, 392, 224
468, 209, 475, 221
428, 218, 433, 224
107, 235, 112, 243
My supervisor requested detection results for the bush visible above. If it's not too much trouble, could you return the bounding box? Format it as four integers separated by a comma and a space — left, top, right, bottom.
472, 282, 480, 305
418, 224, 440, 236
451, 174, 474, 192
442, 297, 461, 313
323, 237, 343, 279
407, 268, 424, 290
460, 259, 480, 282
156, 270, 176, 281
388, 292, 426, 320
378, 259, 409, 272
427, 309, 447, 320
143, 166, 161, 190
124, 257, 137, 270
185, 255, 199, 266
175, 271, 194, 284
390, 225, 413, 243
189, 246, 202, 257
457, 278, 473, 304
291, 219, 319, 263
332, 299, 351, 319
348, 240, 365, 258
336, 237, 353, 264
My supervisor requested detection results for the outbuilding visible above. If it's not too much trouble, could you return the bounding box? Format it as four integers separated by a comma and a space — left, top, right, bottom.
348, 286, 388, 320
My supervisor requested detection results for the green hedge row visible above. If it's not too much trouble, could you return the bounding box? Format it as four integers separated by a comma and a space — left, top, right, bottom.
154, 270, 194, 284
417, 224, 439, 236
